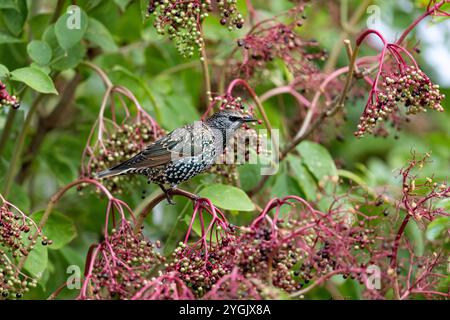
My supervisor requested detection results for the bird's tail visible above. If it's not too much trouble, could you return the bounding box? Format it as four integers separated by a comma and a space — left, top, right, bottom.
94, 168, 128, 179
94, 157, 137, 179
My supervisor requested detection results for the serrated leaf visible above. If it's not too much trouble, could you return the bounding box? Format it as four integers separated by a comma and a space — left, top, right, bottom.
297, 141, 337, 182
27, 40, 52, 65
10, 67, 58, 94
198, 184, 255, 211
55, 8, 88, 50
84, 17, 118, 52
31, 210, 77, 250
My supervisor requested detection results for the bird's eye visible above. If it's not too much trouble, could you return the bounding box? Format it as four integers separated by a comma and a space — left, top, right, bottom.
229, 116, 242, 121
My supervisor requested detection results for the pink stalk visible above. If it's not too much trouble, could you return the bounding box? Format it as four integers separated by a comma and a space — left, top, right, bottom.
396, 0, 450, 45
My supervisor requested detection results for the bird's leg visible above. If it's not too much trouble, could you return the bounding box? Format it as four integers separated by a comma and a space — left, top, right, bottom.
159, 184, 175, 205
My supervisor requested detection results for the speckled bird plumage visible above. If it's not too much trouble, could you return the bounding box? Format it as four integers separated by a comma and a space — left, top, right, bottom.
95, 109, 256, 198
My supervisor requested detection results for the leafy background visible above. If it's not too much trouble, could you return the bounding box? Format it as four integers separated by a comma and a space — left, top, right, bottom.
0, 0, 449, 299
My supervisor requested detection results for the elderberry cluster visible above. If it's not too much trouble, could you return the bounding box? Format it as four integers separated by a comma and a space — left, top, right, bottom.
0, 204, 43, 299
356, 66, 445, 138
236, 21, 326, 78
0, 82, 19, 109
0, 204, 48, 258
88, 226, 165, 300
0, 256, 38, 300
84, 119, 163, 193
236, 224, 304, 293
147, 0, 244, 58
131, 273, 195, 299
166, 236, 236, 297
203, 269, 281, 300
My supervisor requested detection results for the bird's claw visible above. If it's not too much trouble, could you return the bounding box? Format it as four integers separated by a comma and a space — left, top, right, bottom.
165, 189, 176, 205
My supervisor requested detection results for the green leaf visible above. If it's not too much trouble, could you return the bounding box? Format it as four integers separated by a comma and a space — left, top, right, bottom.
43, 23, 86, 70
51, 42, 86, 71
54, 8, 88, 50
139, 0, 149, 22
0, 0, 17, 9
0, 169, 31, 210
238, 163, 261, 191
59, 246, 86, 271
162, 95, 200, 130
28, 13, 52, 40
46, 154, 78, 185
426, 217, 450, 241
114, 0, 132, 11
198, 184, 255, 211
10, 67, 58, 94
436, 198, 450, 211
269, 168, 304, 215
77, 0, 103, 11
42, 24, 58, 49
0, 64, 9, 79
23, 242, 48, 278
30, 63, 51, 75
2, 0, 28, 36
287, 155, 317, 201
31, 210, 77, 250
297, 141, 337, 182
183, 213, 217, 241
84, 17, 118, 52
0, 32, 22, 44
405, 220, 424, 256
9, 183, 31, 213
27, 40, 53, 65
270, 169, 304, 200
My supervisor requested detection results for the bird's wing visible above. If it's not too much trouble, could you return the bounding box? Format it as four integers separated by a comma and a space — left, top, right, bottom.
109, 123, 213, 171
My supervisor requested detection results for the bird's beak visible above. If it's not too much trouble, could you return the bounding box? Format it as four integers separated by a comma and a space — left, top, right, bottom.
242, 115, 258, 123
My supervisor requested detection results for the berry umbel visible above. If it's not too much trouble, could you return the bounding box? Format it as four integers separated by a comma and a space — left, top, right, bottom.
356, 66, 445, 138
354, 30, 446, 138
80, 84, 162, 194
0, 81, 19, 110
147, 0, 244, 58
0, 195, 44, 300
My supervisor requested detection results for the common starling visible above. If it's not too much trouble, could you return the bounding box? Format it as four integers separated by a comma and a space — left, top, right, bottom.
95, 109, 257, 203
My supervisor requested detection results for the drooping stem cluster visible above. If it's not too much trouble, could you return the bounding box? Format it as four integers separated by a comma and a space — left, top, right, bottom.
354, 30, 445, 137
146, 0, 244, 58
0, 195, 41, 299
80, 65, 163, 193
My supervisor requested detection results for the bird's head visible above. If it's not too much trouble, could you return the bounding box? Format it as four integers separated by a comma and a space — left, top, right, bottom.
205, 109, 257, 132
